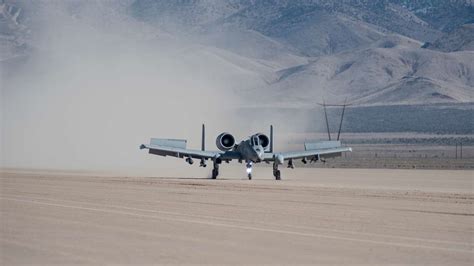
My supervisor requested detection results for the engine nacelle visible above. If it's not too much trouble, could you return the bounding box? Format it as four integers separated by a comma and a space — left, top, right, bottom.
255, 133, 270, 150
216, 132, 236, 151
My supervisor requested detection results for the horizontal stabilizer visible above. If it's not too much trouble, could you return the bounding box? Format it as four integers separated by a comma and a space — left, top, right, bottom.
305, 141, 341, 151
150, 138, 187, 149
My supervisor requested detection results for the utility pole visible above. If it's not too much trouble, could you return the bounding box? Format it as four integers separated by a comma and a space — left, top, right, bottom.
317, 100, 352, 142
460, 143, 463, 159
455, 144, 458, 159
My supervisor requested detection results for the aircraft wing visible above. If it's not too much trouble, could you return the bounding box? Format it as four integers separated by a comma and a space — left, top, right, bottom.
140, 138, 239, 160
262, 141, 352, 161
140, 144, 219, 159
278, 146, 352, 160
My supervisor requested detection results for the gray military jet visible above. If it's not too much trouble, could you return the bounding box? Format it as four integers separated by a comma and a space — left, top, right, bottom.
140, 107, 352, 179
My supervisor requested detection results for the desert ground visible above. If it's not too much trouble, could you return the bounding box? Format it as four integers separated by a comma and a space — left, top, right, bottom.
285, 132, 474, 169
1, 168, 473, 265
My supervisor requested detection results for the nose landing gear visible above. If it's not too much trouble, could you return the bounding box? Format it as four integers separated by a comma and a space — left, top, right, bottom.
246, 161, 253, 180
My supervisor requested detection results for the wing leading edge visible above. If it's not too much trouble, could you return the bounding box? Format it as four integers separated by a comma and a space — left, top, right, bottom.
262, 141, 352, 161
140, 138, 240, 160
279, 146, 352, 160
140, 144, 219, 159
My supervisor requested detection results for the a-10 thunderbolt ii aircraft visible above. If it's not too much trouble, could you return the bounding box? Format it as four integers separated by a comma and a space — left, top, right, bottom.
140, 103, 352, 180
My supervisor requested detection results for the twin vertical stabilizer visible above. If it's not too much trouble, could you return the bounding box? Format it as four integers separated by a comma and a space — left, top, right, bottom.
201, 123, 205, 151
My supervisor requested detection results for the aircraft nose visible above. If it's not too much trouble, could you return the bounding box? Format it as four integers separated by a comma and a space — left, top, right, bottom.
255, 146, 264, 160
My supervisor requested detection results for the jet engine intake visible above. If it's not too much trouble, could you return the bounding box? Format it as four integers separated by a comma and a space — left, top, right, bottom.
216, 133, 235, 151
256, 133, 270, 149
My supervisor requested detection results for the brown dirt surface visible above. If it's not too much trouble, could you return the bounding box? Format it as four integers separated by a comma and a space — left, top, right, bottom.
1, 169, 473, 264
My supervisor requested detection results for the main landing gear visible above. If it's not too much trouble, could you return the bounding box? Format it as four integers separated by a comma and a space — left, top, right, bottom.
211, 160, 219, 179
273, 161, 281, 180
212, 159, 282, 180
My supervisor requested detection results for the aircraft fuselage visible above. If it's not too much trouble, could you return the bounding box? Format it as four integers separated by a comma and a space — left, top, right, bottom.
234, 138, 265, 163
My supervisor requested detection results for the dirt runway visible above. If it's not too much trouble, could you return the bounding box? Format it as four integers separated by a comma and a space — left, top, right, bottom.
1, 169, 473, 264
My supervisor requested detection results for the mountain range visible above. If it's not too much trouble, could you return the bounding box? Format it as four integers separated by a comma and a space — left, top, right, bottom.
2, 0, 473, 107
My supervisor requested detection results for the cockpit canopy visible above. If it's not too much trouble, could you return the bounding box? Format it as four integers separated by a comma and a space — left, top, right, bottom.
251, 135, 260, 146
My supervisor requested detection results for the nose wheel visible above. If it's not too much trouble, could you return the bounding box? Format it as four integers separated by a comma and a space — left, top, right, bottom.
246, 161, 253, 180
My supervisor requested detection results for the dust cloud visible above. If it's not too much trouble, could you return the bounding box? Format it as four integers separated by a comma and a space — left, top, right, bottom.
1, 1, 314, 176
2, 1, 229, 175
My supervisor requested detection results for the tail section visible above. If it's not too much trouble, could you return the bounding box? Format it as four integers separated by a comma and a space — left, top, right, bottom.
269, 125, 274, 153
201, 123, 205, 151
304, 141, 341, 151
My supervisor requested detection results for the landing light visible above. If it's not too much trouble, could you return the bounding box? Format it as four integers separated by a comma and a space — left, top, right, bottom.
246, 167, 252, 174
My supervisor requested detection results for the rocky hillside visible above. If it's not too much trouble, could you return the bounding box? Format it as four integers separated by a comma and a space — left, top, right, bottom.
131, 0, 474, 106
423, 23, 474, 52
131, 0, 474, 52
2, 0, 474, 106
273, 46, 473, 105
0, 0, 29, 61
